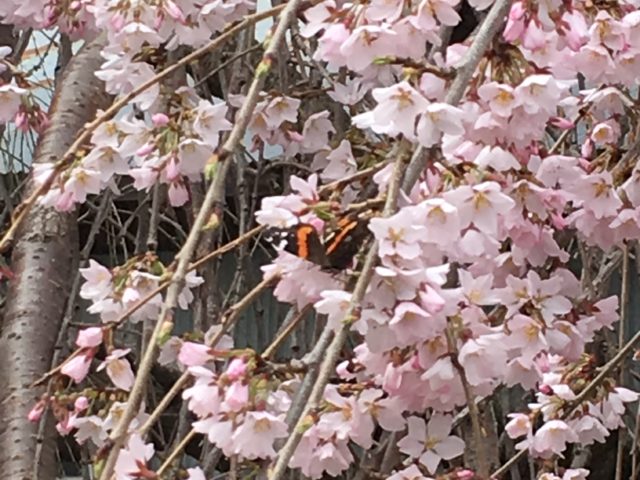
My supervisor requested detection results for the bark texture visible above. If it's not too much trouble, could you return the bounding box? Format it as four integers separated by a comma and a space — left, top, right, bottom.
0, 36, 110, 480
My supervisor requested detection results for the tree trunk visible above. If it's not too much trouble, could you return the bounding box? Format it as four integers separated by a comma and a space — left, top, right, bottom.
0, 35, 110, 480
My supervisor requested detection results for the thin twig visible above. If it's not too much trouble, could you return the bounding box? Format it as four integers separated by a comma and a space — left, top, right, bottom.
284, 326, 334, 429
157, 430, 197, 475
194, 43, 264, 89
615, 244, 630, 480
446, 327, 489, 478
263, 304, 313, 360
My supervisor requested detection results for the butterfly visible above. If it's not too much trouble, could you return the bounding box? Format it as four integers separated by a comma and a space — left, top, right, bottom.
269, 216, 370, 270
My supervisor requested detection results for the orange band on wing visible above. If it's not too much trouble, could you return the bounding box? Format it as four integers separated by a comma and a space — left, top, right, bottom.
325, 220, 358, 256
296, 225, 315, 259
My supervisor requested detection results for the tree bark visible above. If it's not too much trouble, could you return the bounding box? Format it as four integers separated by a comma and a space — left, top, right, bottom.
0, 35, 110, 480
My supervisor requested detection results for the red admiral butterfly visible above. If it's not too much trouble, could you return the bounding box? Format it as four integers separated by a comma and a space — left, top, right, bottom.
271, 216, 370, 270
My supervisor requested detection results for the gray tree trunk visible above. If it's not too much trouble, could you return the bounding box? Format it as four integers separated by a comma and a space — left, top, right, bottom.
0, 35, 110, 480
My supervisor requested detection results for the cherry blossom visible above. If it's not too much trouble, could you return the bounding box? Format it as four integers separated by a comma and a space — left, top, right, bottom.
97, 349, 135, 391
398, 415, 465, 473
0, 85, 27, 123
61, 353, 93, 384
231, 411, 288, 459
114, 434, 155, 480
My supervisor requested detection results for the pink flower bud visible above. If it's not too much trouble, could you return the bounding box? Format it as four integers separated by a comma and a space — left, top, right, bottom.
56, 418, 74, 435
509, 2, 525, 20
580, 138, 594, 159
76, 327, 103, 348
549, 116, 575, 130
110, 12, 126, 32
70, 1, 81, 10
154, 13, 164, 30
225, 358, 247, 381
136, 143, 155, 157
456, 470, 476, 480
410, 353, 421, 370
74, 396, 89, 412
165, 158, 180, 181
309, 217, 325, 234
28, 401, 46, 422
43, 7, 57, 28
550, 212, 567, 230
578, 157, 591, 170
14, 111, 27, 130
165, 0, 186, 23
504, 17, 525, 42
539, 384, 553, 395
152, 112, 170, 127
287, 130, 304, 143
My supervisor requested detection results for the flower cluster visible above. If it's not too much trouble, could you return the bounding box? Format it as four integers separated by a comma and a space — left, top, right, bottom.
79, 256, 203, 324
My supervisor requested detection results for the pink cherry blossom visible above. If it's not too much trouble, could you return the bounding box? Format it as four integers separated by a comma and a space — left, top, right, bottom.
443, 181, 516, 236
568, 415, 609, 445
387, 464, 434, 480
76, 327, 103, 348
562, 469, 590, 480
71, 415, 108, 446
0, 84, 27, 123
301, 111, 335, 153
327, 78, 368, 105
61, 353, 92, 384
263, 252, 340, 309
398, 415, 465, 473
531, 420, 578, 458
223, 381, 249, 412
505, 413, 532, 439
340, 25, 397, 72
97, 349, 135, 391
183, 367, 221, 417
314, 290, 352, 331
416, 103, 465, 148
353, 81, 429, 140
186, 467, 206, 480
114, 433, 155, 480
232, 411, 288, 459
458, 334, 508, 386
194, 416, 235, 456
474, 145, 520, 172
369, 208, 426, 260
193, 99, 232, 148
179, 342, 212, 367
